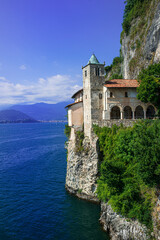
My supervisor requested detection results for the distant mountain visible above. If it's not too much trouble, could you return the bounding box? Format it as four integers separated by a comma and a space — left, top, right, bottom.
9, 101, 72, 121
0, 110, 38, 123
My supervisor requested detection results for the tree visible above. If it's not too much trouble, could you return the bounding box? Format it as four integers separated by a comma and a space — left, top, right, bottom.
137, 63, 160, 115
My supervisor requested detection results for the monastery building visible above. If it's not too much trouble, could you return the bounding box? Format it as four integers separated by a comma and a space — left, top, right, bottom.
66, 54, 156, 139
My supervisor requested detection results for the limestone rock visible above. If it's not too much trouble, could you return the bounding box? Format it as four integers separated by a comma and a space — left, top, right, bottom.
121, 0, 160, 79
65, 131, 100, 203
100, 202, 150, 240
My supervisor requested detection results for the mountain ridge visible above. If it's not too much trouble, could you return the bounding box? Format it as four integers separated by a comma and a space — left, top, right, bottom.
0, 109, 37, 123
9, 101, 72, 121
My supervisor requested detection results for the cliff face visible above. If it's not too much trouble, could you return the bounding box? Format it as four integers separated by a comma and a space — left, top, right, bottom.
66, 129, 158, 239
65, 128, 100, 202
121, 0, 160, 79
65, 2, 160, 239
100, 203, 149, 240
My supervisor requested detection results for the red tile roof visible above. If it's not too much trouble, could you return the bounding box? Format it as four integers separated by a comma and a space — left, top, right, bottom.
65, 101, 83, 108
104, 79, 139, 88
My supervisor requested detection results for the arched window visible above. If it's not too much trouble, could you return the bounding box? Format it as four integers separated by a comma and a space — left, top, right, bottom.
135, 105, 144, 119
146, 105, 155, 119
111, 106, 120, 119
124, 106, 132, 119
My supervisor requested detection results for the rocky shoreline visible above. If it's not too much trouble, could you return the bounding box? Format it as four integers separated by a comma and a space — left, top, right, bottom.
100, 202, 150, 240
65, 130, 160, 239
65, 184, 99, 203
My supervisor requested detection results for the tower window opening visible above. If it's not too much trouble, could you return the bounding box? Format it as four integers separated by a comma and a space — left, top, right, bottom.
125, 92, 128, 97
85, 70, 87, 77
99, 93, 102, 99
95, 68, 99, 76
110, 92, 113, 98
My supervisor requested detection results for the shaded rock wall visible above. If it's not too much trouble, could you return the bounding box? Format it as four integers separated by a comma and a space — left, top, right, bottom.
121, 0, 160, 79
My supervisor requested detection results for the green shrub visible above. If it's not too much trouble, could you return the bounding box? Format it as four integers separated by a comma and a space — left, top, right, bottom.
137, 62, 160, 114
94, 120, 160, 229
75, 130, 84, 154
129, 57, 137, 72
136, 39, 141, 49
109, 74, 123, 80
112, 57, 123, 66
64, 125, 71, 139
105, 65, 112, 75
105, 56, 123, 78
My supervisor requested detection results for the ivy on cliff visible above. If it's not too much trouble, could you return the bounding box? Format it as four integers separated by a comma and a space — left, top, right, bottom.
75, 130, 84, 154
64, 125, 71, 139
94, 120, 160, 229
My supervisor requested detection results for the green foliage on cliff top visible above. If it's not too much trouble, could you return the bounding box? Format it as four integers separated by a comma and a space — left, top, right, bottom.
105, 56, 123, 79
94, 120, 160, 228
123, 0, 151, 35
137, 63, 160, 115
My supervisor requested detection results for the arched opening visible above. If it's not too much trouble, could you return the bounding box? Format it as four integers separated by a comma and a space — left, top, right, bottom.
135, 105, 144, 119
146, 105, 155, 119
111, 106, 120, 119
124, 106, 132, 119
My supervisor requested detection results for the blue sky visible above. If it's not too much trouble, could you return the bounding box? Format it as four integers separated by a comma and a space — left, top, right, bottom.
0, 0, 125, 105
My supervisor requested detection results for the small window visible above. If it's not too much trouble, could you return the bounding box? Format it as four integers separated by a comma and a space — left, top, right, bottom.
110, 92, 113, 98
85, 70, 87, 77
99, 93, 102, 99
125, 92, 128, 97
85, 95, 87, 99
95, 67, 99, 76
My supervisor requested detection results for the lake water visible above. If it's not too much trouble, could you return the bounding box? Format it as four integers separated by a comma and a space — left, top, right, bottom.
0, 123, 109, 240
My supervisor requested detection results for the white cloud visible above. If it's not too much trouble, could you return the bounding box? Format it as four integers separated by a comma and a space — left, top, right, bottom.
19, 64, 27, 70
0, 74, 82, 105
0, 76, 7, 81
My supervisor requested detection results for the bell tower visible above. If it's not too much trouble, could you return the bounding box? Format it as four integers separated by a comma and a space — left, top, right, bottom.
82, 54, 105, 140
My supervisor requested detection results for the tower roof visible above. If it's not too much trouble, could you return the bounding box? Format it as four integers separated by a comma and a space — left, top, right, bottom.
88, 54, 100, 64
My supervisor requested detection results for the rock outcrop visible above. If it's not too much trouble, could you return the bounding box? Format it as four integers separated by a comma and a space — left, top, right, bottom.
100, 202, 150, 240
65, 128, 100, 203
66, 128, 160, 239
152, 192, 160, 240
121, 0, 160, 79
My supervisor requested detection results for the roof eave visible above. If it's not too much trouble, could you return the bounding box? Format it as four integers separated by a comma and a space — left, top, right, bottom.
82, 63, 105, 69
65, 101, 83, 108
71, 89, 83, 99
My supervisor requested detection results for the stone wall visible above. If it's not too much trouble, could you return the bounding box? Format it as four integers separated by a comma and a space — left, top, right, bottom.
71, 102, 83, 127
93, 119, 137, 128
82, 63, 105, 140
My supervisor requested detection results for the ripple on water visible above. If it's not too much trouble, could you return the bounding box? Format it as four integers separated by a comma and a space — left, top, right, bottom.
0, 123, 109, 240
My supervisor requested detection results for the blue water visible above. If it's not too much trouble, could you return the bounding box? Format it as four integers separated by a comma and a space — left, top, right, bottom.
0, 123, 109, 240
